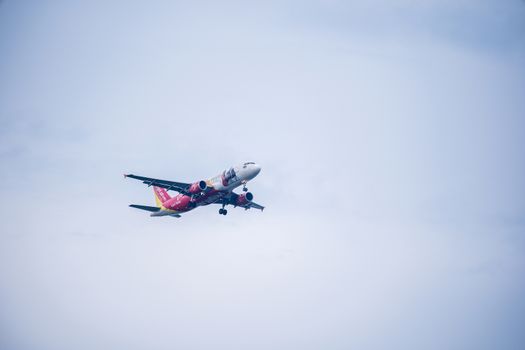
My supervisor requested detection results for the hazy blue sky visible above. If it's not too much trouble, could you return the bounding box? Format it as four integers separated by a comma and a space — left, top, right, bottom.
1, 1, 524, 349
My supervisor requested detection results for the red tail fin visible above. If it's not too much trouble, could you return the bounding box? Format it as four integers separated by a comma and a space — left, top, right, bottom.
153, 186, 171, 206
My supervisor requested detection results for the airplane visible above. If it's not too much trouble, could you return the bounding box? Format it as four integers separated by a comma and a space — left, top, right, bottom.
124, 162, 264, 217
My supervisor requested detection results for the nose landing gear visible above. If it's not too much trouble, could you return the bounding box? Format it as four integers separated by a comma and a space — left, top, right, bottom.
219, 208, 228, 215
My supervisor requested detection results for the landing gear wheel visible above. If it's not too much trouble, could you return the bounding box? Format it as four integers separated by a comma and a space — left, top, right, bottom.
243, 186, 248, 192
219, 208, 224, 215
222, 209, 228, 215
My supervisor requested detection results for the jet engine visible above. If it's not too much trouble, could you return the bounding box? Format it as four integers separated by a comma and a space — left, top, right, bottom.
188, 180, 208, 194
236, 192, 254, 206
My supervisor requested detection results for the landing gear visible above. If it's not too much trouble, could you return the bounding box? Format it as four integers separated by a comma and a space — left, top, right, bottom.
219, 208, 228, 215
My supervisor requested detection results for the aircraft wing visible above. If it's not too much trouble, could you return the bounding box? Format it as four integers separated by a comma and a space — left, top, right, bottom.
245, 201, 265, 210
124, 174, 191, 194
216, 192, 265, 211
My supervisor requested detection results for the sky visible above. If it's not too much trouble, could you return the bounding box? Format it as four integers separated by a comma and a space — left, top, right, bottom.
1, 0, 524, 349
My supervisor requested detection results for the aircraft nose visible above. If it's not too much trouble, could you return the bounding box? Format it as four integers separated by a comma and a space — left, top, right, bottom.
252, 163, 261, 175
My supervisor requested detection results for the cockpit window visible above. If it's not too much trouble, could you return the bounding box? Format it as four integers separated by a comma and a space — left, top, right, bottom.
243, 162, 255, 166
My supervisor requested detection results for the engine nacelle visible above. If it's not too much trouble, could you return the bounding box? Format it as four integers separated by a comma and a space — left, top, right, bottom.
236, 192, 254, 206
188, 180, 208, 194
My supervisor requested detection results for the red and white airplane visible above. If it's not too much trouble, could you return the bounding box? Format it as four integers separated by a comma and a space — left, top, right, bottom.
125, 162, 264, 217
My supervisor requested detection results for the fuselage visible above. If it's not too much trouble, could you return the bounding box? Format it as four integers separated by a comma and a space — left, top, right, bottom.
153, 162, 261, 216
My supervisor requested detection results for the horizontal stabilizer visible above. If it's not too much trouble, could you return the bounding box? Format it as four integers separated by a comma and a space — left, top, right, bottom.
129, 204, 160, 212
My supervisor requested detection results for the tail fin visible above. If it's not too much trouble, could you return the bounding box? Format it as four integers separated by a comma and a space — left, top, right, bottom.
153, 186, 172, 207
